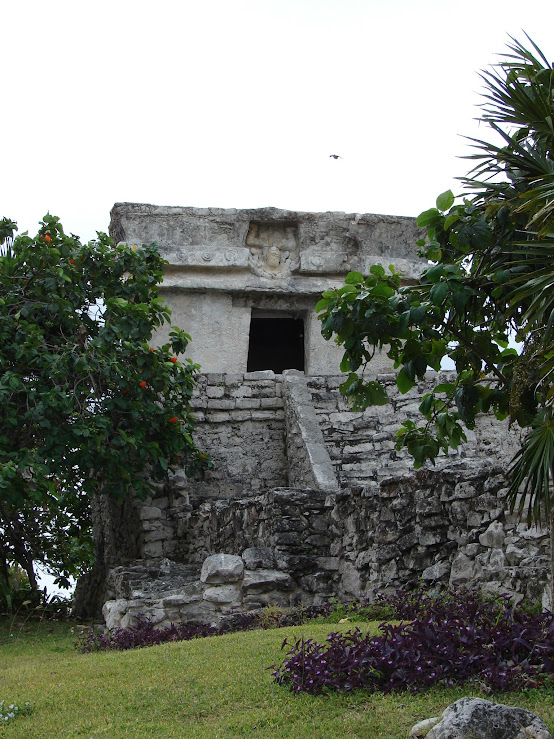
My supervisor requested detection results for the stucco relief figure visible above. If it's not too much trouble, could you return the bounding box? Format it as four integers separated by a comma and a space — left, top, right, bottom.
246, 222, 299, 278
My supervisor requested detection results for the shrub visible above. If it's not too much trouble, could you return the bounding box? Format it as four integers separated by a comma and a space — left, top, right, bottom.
0, 567, 35, 616
75, 615, 219, 652
255, 604, 332, 630
271, 589, 554, 694
257, 606, 289, 630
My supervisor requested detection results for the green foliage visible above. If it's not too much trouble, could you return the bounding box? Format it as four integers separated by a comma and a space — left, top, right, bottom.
0, 215, 210, 593
256, 606, 289, 630
313, 597, 398, 624
317, 36, 554, 522
0, 566, 33, 616
509, 407, 554, 523
0, 700, 31, 725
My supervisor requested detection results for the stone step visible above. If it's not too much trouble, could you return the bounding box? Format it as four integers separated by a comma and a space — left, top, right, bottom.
108, 560, 202, 599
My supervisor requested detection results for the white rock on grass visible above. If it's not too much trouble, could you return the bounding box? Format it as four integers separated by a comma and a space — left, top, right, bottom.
423, 697, 551, 739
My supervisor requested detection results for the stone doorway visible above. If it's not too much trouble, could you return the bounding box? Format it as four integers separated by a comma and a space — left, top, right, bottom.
247, 311, 305, 373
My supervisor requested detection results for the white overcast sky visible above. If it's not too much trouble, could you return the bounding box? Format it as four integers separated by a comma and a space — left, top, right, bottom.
2, 0, 554, 242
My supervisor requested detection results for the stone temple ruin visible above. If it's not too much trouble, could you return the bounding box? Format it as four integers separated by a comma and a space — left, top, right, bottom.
78, 204, 550, 629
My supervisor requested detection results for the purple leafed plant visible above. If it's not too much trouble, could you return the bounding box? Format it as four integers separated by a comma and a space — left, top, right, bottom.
271, 589, 554, 694
75, 603, 332, 653
75, 615, 219, 652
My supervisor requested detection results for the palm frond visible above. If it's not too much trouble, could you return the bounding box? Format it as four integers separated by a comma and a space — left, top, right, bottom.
460, 36, 554, 525
476, 34, 554, 142
507, 407, 554, 525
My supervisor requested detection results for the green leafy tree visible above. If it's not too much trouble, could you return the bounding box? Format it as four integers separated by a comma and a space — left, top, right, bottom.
0, 215, 210, 600
317, 36, 554, 597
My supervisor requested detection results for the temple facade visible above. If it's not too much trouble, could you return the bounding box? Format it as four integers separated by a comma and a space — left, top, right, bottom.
74, 204, 550, 628
109, 203, 424, 375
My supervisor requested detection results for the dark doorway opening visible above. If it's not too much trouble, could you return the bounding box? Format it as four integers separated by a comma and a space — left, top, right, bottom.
247, 312, 305, 373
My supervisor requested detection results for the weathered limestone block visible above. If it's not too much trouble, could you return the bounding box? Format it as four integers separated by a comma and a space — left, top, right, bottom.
415, 496, 443, 515
479, 521, 505, 548
134, 607, 167, 626
425, 697, 551, 739
467, 511, 485, 528
451, 481, 479, 500
200, 553, 244, 583
380, 559, 398, 582
449, 552, 475, 587
207, 399, 236, 410
103, 599, 129, 630
316, 556, 340, 571
505, 543, 526, 565
242, 547, 274, 569
340, 561, 362, 596
245, 370, 275, 381
518, 523, 548, 540
242, 569, 293, 592
162, 591, 201, 608
488, 547, 506, 571
203, 585, 242, 604
274, 552, 315, 573
422, 561, 451, 581
139, 506, 163, 520
300, 572, 334, 594
418, 531, 444, 547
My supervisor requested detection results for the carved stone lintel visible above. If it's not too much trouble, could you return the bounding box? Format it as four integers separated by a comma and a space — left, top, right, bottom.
300, 251, 350, 274
247, 222, 299, 279
159, 247, 250, 269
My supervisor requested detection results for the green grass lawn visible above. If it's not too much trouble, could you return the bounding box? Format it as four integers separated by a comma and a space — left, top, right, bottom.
1, 619, 554, 738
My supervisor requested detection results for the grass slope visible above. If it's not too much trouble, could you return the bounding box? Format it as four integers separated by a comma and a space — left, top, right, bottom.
1, 621, 554, 738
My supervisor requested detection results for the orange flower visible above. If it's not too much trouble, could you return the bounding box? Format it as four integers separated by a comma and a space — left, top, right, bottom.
44, 234, 51, 243
149, 347, 154, 352
139, 381, 147, 388
69, 258, 75, 264
168, 416, 178, 423
170, 356, 177, 363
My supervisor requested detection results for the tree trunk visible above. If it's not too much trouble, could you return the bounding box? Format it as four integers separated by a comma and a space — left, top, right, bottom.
550, 507, 554, 612
0, 544, 9, 587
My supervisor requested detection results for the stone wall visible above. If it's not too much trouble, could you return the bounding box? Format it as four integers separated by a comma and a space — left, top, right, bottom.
91, 372, 551, 628
308, 373, 523, 488
172, 466, 549, 605
101, 469, 549, 630
331, 466, 549, 605
185, 371, 287, 498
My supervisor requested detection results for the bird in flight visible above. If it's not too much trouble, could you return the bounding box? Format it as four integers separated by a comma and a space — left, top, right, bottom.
329, 154, 343, 159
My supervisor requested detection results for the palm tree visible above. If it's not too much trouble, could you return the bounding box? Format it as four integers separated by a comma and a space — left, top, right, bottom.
464, 36, 554, 604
